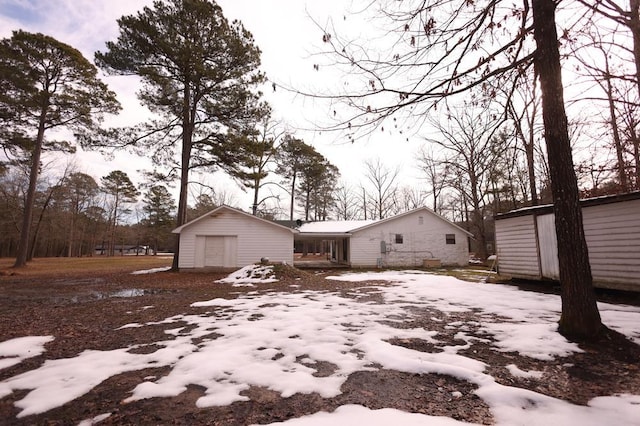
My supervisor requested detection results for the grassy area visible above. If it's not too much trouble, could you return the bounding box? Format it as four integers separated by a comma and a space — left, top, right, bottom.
0, 255, 174, 277
0, 256, 511, 284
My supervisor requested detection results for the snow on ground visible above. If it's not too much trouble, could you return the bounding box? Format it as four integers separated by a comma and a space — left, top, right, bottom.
214, 264, 279, 286
0, 336, 54, 371
77, 412, 112, 426
506, 364, 543, 379
1, 270, 640, 424
259, 404, 478, 425
130, 266, 171, 275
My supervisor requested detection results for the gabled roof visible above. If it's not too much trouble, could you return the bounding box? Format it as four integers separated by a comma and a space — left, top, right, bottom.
295, 207, 473, 237
172, 205, 297, 234
349, 207, 473, 237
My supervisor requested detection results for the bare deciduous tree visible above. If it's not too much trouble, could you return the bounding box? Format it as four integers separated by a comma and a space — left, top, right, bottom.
310, 0, 604, 339
416, 146, 450, 214
425, 105, 505, 259
395, 185, 428, 213
362, 158, 400, 220
332, 182, 360, 220
503, 75, 543, 205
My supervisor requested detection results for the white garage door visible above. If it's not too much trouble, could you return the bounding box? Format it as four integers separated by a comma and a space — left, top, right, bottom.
204, 236, 237, 267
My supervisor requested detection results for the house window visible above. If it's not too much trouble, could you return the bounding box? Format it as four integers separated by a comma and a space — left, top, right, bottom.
418, 216, 424, 225
445, 234, 456, 244
395, 234, 404, 244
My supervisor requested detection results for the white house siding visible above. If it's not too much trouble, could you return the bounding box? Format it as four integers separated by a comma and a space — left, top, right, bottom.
583, 198, 640, 289
177, 209, 293, 269
349, 210, 469, 267
495, 215, 541, 280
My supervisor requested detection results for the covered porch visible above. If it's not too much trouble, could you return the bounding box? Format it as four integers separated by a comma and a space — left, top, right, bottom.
293, 233, 351, 269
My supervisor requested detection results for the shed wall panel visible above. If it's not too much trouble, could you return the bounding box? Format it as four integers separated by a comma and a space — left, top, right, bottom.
583, 199, 640, 288
495, 215, 540, 278
536, 214, 559, 280
496, 197, 640, 290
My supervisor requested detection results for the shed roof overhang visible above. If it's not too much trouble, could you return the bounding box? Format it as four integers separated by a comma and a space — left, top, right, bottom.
494, 190, 640, 220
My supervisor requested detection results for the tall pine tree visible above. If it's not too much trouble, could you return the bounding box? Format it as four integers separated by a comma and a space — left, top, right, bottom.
142, 185, 176, 254
95, 0, 268, 270
0, 31, 120, 267
101, 170, 139, 256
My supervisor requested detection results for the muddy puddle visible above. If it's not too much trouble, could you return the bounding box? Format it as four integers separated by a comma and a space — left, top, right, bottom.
50, 288, 170, 304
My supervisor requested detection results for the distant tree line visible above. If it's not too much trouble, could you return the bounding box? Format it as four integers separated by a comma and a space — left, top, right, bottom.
0, 165, 176, 258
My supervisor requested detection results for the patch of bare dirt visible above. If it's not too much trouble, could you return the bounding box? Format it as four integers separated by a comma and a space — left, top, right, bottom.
0, 263, 639, 425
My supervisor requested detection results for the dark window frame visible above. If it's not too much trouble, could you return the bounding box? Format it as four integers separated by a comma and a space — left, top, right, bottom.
445, 234, 456, 244
395, 233, 404, 244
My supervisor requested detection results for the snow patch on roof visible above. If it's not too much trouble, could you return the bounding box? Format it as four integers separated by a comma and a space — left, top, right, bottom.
297, 220, 376, 233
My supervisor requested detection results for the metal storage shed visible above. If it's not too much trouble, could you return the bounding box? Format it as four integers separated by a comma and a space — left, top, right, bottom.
494, 192, 640, 291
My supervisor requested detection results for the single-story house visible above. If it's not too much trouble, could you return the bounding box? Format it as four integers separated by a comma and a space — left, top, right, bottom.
94, 245, 154, 255
295, 207, 472, 268
172, 205, 295, 269
173, 206, 472, 270
494, 191, 640, 291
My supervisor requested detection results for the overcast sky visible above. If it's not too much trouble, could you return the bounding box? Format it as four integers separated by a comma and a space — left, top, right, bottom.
0, 0, 424, 214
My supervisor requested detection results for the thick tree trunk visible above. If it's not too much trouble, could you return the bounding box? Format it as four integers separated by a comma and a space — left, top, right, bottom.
632, 124, 640, 189
631, 0, 640, 99
13, 108, 47, 268
28, 189, 54, 261
173, 150, 191, 270
109, 195, 119, 257
172, 84, 194, 271
252, 182, 259, 215
289, 174, 296, 221
470, 184, 488, 260
629, 0, 640, 189
362, 188, 367, 220
526, 94, 540, 205
532, 0, 603, 339
67, 213, 75, 258
525, 138, 538, 205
